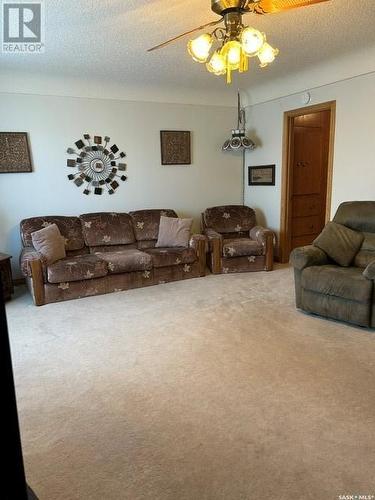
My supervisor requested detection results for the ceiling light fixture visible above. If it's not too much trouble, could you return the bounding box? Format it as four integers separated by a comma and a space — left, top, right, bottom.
188, 12, 278, 84
148, 1, 330, 84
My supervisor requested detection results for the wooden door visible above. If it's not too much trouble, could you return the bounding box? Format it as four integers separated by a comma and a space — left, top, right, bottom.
289, 110, 330, 251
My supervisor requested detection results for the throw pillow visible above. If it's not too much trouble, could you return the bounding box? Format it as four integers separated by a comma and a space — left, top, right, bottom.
313, 221, 364, 267
31, 223, 66, 265
155, 216, 193, 248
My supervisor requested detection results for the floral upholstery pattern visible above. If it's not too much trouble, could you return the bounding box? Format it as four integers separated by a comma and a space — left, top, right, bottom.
20, 247, 47, 278
47, 254, 108, 284
221, 255, 266, 273
80, 212, 135, 247
40, 261, 202, 304
222, 238, 263, 258
202, 205, 274, 274
21, 208, 206, 305
94, 249, 152, 274
20, 216, 85, 251
145, 247, 196, 268
129, 209, 177, 241
203, 205, 256, 234
89, 244, 137, 254
137, 239, 157, 250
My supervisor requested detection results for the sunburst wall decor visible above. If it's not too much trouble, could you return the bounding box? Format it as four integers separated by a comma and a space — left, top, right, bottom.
66, 134, 127, 195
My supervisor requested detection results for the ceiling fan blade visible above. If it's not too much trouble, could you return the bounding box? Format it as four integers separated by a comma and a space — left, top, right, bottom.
147, 18, 223, 52
245, 0, 330, 14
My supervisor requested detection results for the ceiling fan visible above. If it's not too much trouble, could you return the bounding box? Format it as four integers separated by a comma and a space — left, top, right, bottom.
148, 0, 330, 83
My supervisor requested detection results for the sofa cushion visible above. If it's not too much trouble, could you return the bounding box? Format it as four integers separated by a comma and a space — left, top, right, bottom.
222, 238, 263, 258
47, 254, 108, 284
301, 265, 372, 303
21, 216, 85, 251
145, 247, 196, 268
31, 223, 66, 265
156, 216, 193, 248
94, 249, 152, 274
129, 209, 177, 241
89, 244, 137, 254
204, 205, 256, 234
80, 212, 135, 247
313, 222, 364, 267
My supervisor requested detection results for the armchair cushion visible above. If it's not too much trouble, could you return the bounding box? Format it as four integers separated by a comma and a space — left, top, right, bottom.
290, 245, 329, 270
302, 265, 372, 303
203, 205, 256, 234
222, 238, 263, 258
313, 222, 364, 267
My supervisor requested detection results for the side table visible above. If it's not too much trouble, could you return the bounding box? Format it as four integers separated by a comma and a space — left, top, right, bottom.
0, 253, 13, 301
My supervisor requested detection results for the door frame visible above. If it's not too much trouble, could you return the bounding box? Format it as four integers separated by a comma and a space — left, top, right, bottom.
279, 100, 336, 263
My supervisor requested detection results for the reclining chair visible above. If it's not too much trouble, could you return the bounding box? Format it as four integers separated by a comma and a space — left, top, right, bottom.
290, 201, 375, 327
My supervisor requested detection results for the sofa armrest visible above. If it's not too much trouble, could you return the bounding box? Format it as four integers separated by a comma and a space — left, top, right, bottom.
189, 234, 207, 277
189, 234, 207, 252
19, 247, 46, 305
363, 260, 375, 280
20, 247, 46, 277
203, 228, 222, 274
290, 245, 329, 270
250, 226, 274, 271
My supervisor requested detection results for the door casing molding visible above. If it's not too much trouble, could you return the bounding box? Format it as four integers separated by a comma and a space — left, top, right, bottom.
279, 100, 336, 263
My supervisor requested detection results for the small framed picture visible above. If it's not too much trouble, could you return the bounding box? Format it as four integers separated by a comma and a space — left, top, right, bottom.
248, 165, 275, 186
160, 130, 191, 165
0, 132, 33, 173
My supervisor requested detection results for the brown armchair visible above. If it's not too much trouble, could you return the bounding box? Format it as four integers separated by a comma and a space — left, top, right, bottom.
202, 205, 274, 274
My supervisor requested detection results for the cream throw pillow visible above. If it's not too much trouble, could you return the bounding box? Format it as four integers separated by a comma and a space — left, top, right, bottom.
156, 216, 193, 248
31, 223, 66, 265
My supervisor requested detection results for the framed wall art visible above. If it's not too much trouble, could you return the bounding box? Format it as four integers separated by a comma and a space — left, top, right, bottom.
248, 165, 275, 186
160, 130, 191, 165
0, 132, 32, 173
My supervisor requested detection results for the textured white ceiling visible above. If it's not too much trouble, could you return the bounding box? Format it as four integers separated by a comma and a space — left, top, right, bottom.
1, 0, 375, 100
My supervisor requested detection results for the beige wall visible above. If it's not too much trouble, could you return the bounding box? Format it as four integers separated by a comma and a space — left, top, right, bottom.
244, 71, 375, 252
0, 93, 242, 276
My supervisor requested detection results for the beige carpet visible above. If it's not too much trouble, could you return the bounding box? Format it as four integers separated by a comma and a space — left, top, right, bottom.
6, 265, 375, 500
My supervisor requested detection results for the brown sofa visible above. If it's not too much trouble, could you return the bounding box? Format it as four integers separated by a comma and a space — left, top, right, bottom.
290, 201, 375, 327
20, 210, 206, 305
202, 205, 274, 274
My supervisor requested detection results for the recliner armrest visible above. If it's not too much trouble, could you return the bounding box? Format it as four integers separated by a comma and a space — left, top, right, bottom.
290, 245, 329, 270
363, 260, 375, 280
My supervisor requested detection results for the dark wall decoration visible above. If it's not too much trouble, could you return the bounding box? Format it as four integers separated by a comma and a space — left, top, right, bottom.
160, 130, 191, 165
66, 134, 127, 195
0, 132, 32, 173
248, 165, 276, 186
